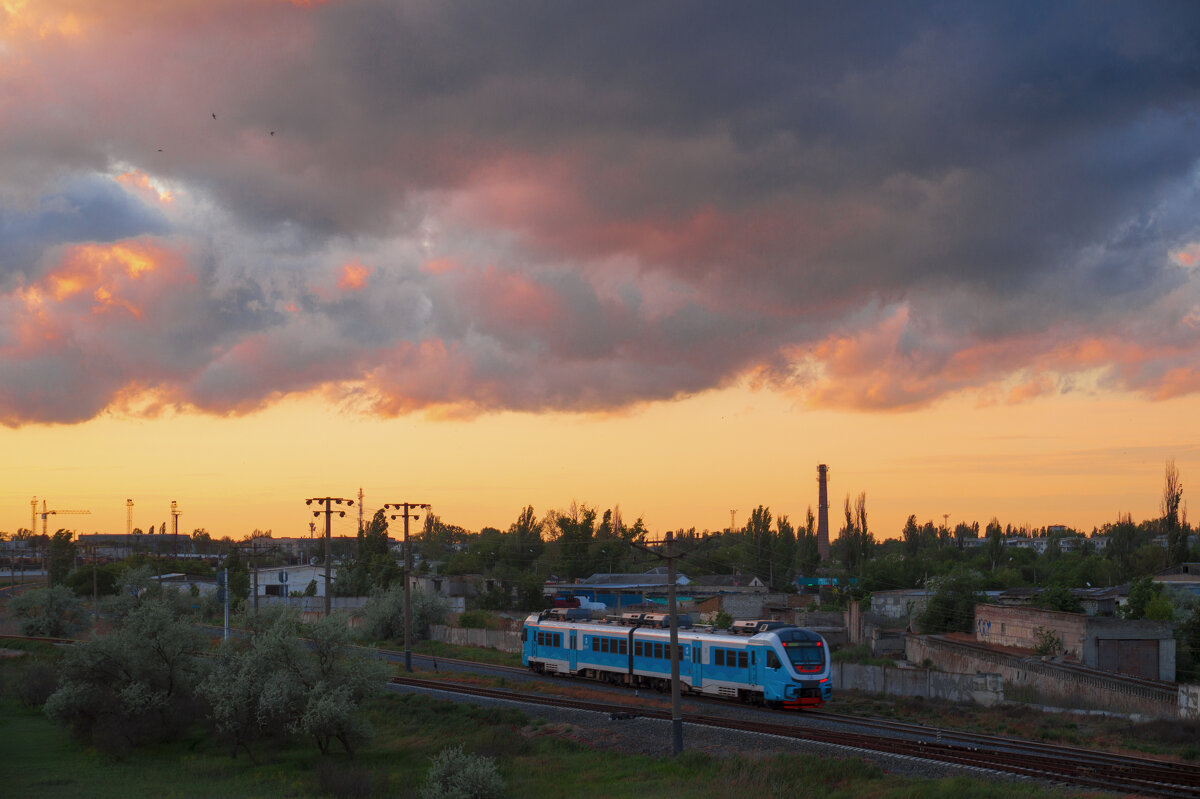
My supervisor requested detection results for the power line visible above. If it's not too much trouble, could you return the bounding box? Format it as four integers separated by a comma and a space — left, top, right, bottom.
385, 501, 430, 673
305, 496, 355, 616
628, 530, 714, 757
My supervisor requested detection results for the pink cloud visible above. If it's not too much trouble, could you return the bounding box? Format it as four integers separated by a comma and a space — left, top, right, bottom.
336, 261, 372, 291
1172, 242, 1200, 268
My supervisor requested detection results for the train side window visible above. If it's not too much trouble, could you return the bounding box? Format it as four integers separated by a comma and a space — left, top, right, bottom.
634, 641, 643, 656
715, 649, 725, 667
619, 639, 627, 655
738, 651, 748, 669
591, 638, 598, 652
555, 633, 561, 647
767, 651, 780, 669
653, 642, 663, 659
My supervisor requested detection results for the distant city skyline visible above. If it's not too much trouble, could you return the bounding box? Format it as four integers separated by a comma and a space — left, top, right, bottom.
1, 4, 1197, 544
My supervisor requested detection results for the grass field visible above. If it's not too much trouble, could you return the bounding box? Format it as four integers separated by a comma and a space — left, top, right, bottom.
0, 640, 1101, 799
2, 690, 1096, 799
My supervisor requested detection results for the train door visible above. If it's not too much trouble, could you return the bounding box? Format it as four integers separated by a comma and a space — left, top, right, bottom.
690, 643, 702, 688
747, 646, 758, 686
569, 631, 578, 672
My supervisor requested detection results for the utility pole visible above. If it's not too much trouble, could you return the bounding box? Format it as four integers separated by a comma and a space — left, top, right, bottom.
252, 541, 259, 613
127, 499, 134, 536
171, 500, 181, 558
384, 501, 430, 672
630, 530, 711, 757
306, 496, 354, 616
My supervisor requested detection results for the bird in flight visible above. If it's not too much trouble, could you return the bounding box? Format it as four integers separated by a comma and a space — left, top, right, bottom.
211, 112, 217, 119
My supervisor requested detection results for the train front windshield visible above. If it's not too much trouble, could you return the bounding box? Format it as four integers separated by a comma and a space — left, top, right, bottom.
784, 642, 824, 670
777, 629, 826, 673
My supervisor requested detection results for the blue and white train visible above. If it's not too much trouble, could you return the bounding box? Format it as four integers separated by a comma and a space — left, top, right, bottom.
521, 613, 832, 709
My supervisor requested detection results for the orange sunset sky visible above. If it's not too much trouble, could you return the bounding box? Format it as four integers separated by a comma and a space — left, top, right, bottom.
1, 2, 1198, 542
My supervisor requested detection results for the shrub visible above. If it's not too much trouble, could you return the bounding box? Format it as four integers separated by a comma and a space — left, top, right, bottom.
420, 745, 505, 799
1032, 626, 1062, 656
8, 585, 89, 638
43, 599, 207, 753
359, 585, 448, 642
457, 610, 496, 629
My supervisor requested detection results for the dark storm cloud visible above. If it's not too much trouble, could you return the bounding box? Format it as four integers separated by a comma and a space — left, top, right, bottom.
1, 0, 1199, 422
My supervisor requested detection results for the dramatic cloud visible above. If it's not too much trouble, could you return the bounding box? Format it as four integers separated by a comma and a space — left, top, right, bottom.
1, 1, 1199, 425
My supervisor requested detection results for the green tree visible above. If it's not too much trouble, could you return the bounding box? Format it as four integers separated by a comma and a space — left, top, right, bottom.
918, 570, 983, 634
359, 585, 449, 642
47, 530, 75, 586
1103, 514, 1144, 578
43, 600, 206, 753
901, 514, 922, 557
201, 610, 387, 760
221, 548, 251, 606
551, 503, 598, 580
1163, 459, 1187, 566
1035, 585, 1083, 613
773, 514, 797, 590
834, 493, 875, 575
745, 505, 773, 586
984, 518, 1005, 571
500, 505, 544, 574
796, 506, 820, 578
1124, 576, 1164, 619
9, 585, 89, 637
65, 561, 123, 598
336, 509, 401, 596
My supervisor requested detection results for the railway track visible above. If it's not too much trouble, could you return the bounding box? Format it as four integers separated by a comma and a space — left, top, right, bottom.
390, 674, 1200, 798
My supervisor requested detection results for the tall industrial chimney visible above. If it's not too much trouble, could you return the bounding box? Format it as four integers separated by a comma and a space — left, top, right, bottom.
816, 464, 830, 561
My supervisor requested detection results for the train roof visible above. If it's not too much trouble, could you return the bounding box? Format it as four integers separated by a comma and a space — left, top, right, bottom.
524, 615, 825, 645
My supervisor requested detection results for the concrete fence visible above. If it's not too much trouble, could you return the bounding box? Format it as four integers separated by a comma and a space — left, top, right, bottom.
1181, 685, 1200, 720
908, 634, 1182, 719
832, 662, 1004, 706
430, 624, 522, 653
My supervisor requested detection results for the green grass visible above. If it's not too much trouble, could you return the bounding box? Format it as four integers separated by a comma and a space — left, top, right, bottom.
406, 638, 523, 667
0, 643, 1101, 799
0, 687, 1100, 799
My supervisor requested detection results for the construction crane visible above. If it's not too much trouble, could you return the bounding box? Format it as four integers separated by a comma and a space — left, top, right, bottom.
40, 499, 91, 537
